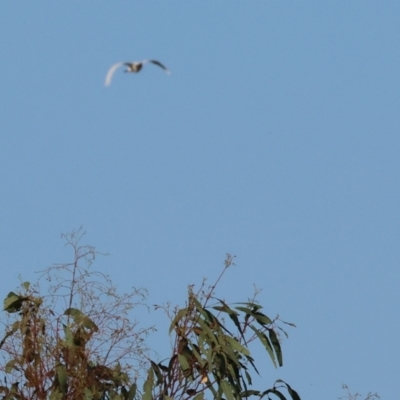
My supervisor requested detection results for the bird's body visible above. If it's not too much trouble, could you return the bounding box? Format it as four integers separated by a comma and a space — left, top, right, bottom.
105, 60, 170, 86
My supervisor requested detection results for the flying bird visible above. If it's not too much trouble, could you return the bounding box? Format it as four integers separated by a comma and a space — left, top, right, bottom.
105, 60, 171, 86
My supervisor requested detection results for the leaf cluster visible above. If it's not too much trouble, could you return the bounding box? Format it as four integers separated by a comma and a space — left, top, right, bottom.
144, 256, 300, 400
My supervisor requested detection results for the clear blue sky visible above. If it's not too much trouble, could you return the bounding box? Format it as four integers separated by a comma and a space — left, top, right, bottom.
1, 2, 399, 399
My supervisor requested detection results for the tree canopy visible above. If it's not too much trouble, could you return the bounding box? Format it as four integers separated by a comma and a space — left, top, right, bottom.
0, 230, 375, 400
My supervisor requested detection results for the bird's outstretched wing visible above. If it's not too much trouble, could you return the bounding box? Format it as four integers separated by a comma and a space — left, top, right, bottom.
147, 60, 171, 74
105, 62, 124, 86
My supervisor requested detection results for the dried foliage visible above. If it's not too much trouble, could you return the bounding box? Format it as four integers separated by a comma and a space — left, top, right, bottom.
0, 229, 153, 400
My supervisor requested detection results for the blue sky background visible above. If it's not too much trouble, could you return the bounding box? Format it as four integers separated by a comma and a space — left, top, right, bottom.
1, 2, 399, 399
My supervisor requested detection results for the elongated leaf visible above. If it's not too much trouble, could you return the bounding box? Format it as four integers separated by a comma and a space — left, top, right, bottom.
222, 341, 240, 368
142, 368, 154, 400
206, 345, 213, 371
197, 317, 218, 345
127, 383, 137, 400
168, 354, 177, 380
240, 390, 261, 397
244, 355, 259, 375
213, 300, 244, 340
178, 353, 190, 372
253, 312, 272, 327
274, 380, 301, 400
262, 389, 286, 400
56, 364, 68, 394
190, 343, 204, 367
169, 308, 188, 334
64, 308, 82, 319
221, 380, 235, 400
268, 329, 283, 367
150, 360, 164, 385
193, 297, 218, 327
244, 370, 252, 385
234, 302, 262, 312
158, 363, 169, 373
235, 307, 272, 327
276, 325, 289, 339
281, 320, 296, 327
225, 336, 250, 357
287, 386, 301, 400
249, 325, 276, 368
214, 353, 227, 377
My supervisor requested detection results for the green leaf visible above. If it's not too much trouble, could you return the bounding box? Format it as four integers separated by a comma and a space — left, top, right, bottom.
244, 370, 252, 385
244, 355, 259, 375
3, 292, 26, 313
193, 297, 218, 326
234, 302, 262, 312
196, 317, 218, 345
220, 380, 235, 400
281, 320, 296, 328
262, 389, 286, 400
169, 308, 188, 334
150, 360, 164, 385
268, 329, 283, 367
167, 354, 177, 380
214, 353, 227, 377
213, 300, 244, 340
178, 353, 190, 372
253, 312, 272, 327
127, 383, 137, 400
234, 306, 272, 327
274, 380, 301, 400
64, 308, 83, 319
22, 282, 30, 290
142, 368, 154, 400
158, 362, 169, 372
56, 364, 68, 394
206, 345, 213, 370
225, 336, 250, 357
240, 390, 261, 397
190, 343, 204, 367
249, 325, 276, 368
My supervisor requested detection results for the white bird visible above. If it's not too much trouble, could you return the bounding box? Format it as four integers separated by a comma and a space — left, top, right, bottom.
105, 60, 171, 86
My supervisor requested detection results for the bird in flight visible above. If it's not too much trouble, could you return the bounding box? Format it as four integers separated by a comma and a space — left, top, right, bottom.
105, 60, 171, 86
